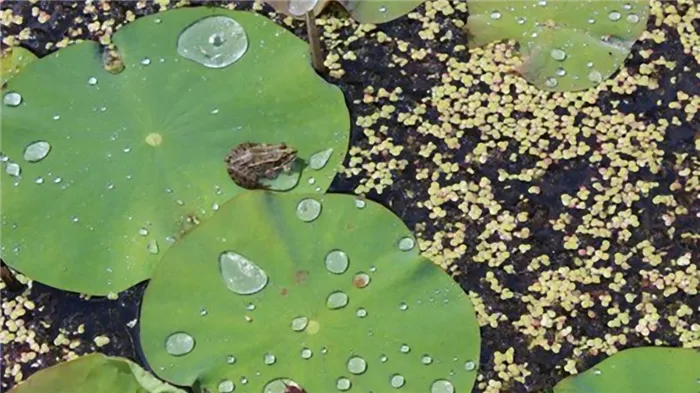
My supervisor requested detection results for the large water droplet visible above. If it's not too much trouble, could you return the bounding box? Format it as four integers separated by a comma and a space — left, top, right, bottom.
325, 250, 349, 274
177, 16, 248, 69
390, 374, 405, 388
218, 379, 235, 393
165, 332, 195, 356
147, 239, 160, 254
327, 291, 349, 309
347, 356, 367, 374
431, 380, 455, 393
3, 92, 22, 107
218, 251, 268, 295
398, 236, 415, 251
296, 198, 322, 222
288, 0, 319, 16
291, 316, 309, 331
23, 141, 51, 163
550, 48, 566, 61
308, 148, 334, 170
336, 377, 351, 391
608, 11, 621, 21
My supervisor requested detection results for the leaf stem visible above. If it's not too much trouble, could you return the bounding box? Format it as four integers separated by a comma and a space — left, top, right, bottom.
305, 11, 325, 73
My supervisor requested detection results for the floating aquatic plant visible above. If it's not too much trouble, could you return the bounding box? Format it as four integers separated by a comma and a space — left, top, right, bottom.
554, 347, 700, 393
140, 192, 481, 393
263, 0, 426, 24
7, 353, 185, 393
466, 0, 650, 91
1, 47, 36, 87
0, 8, 350, 296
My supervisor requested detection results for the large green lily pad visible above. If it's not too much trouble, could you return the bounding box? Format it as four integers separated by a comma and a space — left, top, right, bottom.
0, 8, 349, 295
554, 347, 700, 393
8, 353, 186, 393
1, 47, 37, 86
140, 192, 480, 393
466, 0, 650, 91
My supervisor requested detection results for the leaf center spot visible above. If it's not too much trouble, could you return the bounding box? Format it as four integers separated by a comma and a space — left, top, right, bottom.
306, 319, 320, 335
145, 133, 163, 146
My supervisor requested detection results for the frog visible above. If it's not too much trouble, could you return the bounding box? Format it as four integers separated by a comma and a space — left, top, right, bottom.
224, 142, 298, 190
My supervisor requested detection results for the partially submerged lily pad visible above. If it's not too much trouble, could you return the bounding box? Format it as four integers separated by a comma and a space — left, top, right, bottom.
1, 47, 37, 87
8, 353, 185, 393
466, 0, 650, 91
140, 192, 480, 392
554, 347, 700, 393
0, 8, 349, 295
264, 0, 425, 24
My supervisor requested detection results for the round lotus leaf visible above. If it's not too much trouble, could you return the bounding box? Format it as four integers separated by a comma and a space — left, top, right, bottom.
140, 192, 480, 392
263, 0, 425, 24
0, 8, 349, 296
1, 47, 37, 86
554, 347, 700, 393
8, 353, 186, 393
466, 0, 650, 91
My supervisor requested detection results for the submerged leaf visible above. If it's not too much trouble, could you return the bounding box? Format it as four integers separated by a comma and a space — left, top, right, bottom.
263, 0, 425, 24
1, 47, 37, 87
466, 0, 650, 91
8, 353, 185, 393
0, 8, 349, 295
140, 192, 481, 392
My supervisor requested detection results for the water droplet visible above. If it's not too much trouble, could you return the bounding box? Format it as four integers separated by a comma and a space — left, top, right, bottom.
380, 354, 388, 362
379, 5, 387, 13
325, 250, 349, 274
545, 77, 558, 88
288, 0, 319, 16
593, 369, 602, 375
490, 11, 501, 19
200, 308, 208, 316
327, 291, 349, 309
537, 0, 547, 5
71, 216, 79, 223
291, 316, 309, 331
3, 91, 22, 107
5, 162, 20, 177
398, 236, 415, 251
353, 272, 370, 288
588, 70, 603, 83
336, 377, 351, 391
400, 344, 410, 353
608, 11, 621, 21
241, 377, 248, 385
264, 353, 276, 365
147, 239, 159, 254
88, 77, 98, 85
165, 332, 195, 356
588, 18, 596, 24
399, 302, 408, 311
431, 380, 455, 393
347, 356, 367, 374
390, 374, 405, 388
550, 48, 566, 61
464, 360, 476, 371
53, 177, 62, 184
308, 148, 333, 170
301, 348, 313, 359
218, 251, 268, 295
263, 379, 301, 393
356, 308, 367, 318
246, 303, 256, 311
226, 355, 236, 364
141, 57, 152, 65
139, 228, 149, 236
626, 14, 640, 23
422, 355, 433, 365
177, 16, 248, 69
23, 141, 51, 162
296, 198, 322, 222
218, 379, 235, 393
34, 177, 44, 184
211, 108, 220, 114
556, 68, 567, 77
354, 198, 366, 208
515, 16, 526, 24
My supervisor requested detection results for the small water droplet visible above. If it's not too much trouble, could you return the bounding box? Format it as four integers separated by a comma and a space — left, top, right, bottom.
296, 198, 322, 222
337, 377, 352, 391
550, 48, 566, 61
545, 77, 558, 88
141, 57, 152, 65
34, 177, 44, 184
52, 114, 61, 120
353, 272, 370, 288
107, 182, 115, 190
200, 308, 208, 316
356, 308, 367, 318
465, 360, 476, 371
5, 162, 20, 177
399, 302, 408, 311
301, 348, 313, 359
23, 141, 51, 162
556, 68, 567, 77
422, 355, 433, 365
154, 18, 162, 23
123, 147, 131, 153
327, 291, 349, 309
515, 16, 526, 24
147, 239, 159, 254
380, 354, 388, 362
226, 355, 236, 364
354, 198, 366, 208
608, 11, 621, 21
3, 92, 22, 107
400, 344, 410, 353
291, 316, 309, 331
177, 16, 248, 69
431, 380, 455, 393
53, 177, 62, 184
218, 251, 268, 295
379, 5, 387, 12
309, 148, 333, 170
588, 70, 603, 83
588, 18, 596, 24
398, 236, 415, 251
593, 369, 602, 375
211, 108, 220, 114
139, 228, 149, 236
241, 377, 248, 385
390, 374, 405, 388
88, 77, 98, 85
490, 10, 501, 19
264, 353, 276, 365
537, 0, 547, 5
165, 332, 195, 356
325, 249, 349, 274
71, 216, 79, 223
246, 303, 256, 311
218, 379, 235, 393
626, 14, 640, 23
347, 356, 367, 374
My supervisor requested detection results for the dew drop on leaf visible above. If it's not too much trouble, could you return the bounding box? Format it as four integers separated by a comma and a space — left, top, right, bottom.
390, 374, 405, 388
608, 11, 621, 21
465, 360, 476, 371
218, 379, 235, 393
354, 198, 366, 209
337, 377, 352, 391
87, 77, 98, 85
356, 308, 367, 318
218, 251, 268, 295
308, 147, 333, 170
301, 347, 313, 359
398, 236, 415, 251
347, 356, 367, 374
627, 14, 640, 23
431, 380, 455, 393
147, 239, 159, 254
5, 162, 20, 177
353, 272, 370, 288
326, 291, 349, 309
325, 249, 349, 274
296, 198, 322, 222
550, 48, 566, 61
3, 92, 22, 107
490, 10, 501, 19
263, 379, 300, 393
400, 344, 410, 353
291, 316, 309, 331
226, 355, 236, 364
141, 57, 152, 66
177, 16, 248, 69
263, 353, 276, 365
545, 77, 558, 88
165, 332, 195, 356
422, 355, 433, 365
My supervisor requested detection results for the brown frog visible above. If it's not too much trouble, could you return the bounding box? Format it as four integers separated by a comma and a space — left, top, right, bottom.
225, 142, 297, 189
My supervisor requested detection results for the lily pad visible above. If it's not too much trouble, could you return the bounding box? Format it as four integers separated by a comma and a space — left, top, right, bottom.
1, 47, 37, 87
264, 0, 425, 24
140, 192, 480, 392
465, 0, 650, 91
0, 8, 349, 295
8, 353, 186, 393
554, 347, 700, 393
